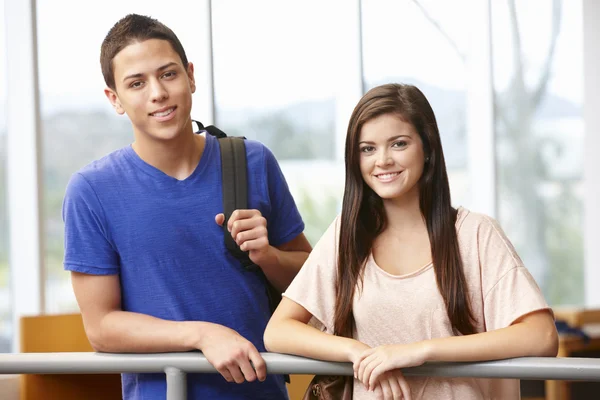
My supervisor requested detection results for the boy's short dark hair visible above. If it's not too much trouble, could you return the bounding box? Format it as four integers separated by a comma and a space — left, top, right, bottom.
100, 14, 189, 90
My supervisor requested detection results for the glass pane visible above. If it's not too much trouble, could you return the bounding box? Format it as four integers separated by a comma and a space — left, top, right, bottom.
491, 0, 584, 304
0, 0, 12, 352
361, 0, 471, 206
212, 0, 343, 244
36, 1, 210, 312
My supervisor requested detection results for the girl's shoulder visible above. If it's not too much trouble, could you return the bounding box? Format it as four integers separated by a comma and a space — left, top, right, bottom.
456, 206, 503, 235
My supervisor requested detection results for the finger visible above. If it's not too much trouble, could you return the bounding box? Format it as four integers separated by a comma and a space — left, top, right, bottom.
234, 225, 267, 246
379, 378, 392, 399
357, 353, 375, 384
238, 358, 258, 382
355, 348, 374, 378
369, 364, 388, 391
227, 209, 260, 231
361, 356, 380, 390
248, 348, 267, 382
227, 364, 246, 384
388, 374, 403, 400
230, 217, 266, 240
358, 348, 375, 363
215, 213, 225, 226
217, 366, 234, 383
397, 373, 411, 400
239, 236, 269, 252
373, 385, 384, 400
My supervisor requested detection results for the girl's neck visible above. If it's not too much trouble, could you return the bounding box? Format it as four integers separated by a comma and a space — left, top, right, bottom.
382, 192, 426, 235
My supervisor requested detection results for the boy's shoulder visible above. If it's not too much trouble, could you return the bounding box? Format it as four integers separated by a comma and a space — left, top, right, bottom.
68, 146, 131, 189
211, 133, 276, 170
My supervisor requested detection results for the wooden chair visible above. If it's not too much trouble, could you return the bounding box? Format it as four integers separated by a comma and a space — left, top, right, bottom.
19, 313, 121, 400
19, 313, 315, 399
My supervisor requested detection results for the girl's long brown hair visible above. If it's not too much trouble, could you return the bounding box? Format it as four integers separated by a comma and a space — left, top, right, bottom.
334, 83, 476, 337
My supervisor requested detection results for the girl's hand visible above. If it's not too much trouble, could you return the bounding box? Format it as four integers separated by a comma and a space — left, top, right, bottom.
371, 370, 411, 400
354, 342, 429, 390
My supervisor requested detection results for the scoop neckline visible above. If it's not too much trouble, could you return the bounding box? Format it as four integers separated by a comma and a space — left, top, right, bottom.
367, 206, 468, 279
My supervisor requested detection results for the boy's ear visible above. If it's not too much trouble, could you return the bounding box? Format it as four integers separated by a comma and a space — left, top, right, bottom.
104, 88, 125, 115
187, 62, 196, 94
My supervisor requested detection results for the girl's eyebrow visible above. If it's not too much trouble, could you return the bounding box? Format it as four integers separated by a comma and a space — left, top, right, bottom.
359, 135, 411, 145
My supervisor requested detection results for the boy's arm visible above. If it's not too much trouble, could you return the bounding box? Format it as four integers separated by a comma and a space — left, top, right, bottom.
72, 271, 267, 383
260, 231, 311, 292
216, 211, 311, 292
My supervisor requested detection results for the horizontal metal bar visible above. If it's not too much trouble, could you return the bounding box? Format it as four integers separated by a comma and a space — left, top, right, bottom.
1, 353, 600, 381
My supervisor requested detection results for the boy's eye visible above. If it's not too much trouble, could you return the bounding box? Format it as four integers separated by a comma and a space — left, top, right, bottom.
162, 71, 176, 79
130, 81, 143, 89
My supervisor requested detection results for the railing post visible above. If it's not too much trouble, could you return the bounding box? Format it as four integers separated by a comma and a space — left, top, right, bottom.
165, 367, 187, 400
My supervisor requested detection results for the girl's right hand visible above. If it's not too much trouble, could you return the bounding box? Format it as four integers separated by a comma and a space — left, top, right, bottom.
371, 370, 411, 400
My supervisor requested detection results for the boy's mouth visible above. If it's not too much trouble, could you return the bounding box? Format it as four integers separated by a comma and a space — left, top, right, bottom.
149, 106, 177, 117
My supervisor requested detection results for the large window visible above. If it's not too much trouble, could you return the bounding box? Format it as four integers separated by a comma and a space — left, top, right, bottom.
0, 0, 12, 352
212, 0, 345, 244
36, 1, 210, 313
361, 0, 471, 207
491, 0, 584, 305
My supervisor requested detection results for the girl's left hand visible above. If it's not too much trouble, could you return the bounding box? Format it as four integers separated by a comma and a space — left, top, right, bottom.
354, 342, 429, 391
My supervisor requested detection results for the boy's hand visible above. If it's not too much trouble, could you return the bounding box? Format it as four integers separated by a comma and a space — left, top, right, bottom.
196, 323, 267, 383
215, 210, 276, 266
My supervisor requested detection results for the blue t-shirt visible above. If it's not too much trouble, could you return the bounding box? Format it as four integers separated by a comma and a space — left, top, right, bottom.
62, 133, 304, 400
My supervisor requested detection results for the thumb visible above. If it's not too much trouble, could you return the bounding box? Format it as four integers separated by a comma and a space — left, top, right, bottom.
215, 213, 225, 226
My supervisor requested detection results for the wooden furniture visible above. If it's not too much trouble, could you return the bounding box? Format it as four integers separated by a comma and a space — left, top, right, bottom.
19, 313, 122, 400
19, 313, 314, 399
544, 307, 600, 400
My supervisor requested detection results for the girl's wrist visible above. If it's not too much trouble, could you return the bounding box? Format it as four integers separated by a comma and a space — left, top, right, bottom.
345, 339, 370, 363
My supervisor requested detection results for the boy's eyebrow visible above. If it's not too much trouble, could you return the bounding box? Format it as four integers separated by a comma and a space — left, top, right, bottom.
122, 62, 179, 82
359, 135, 411, 145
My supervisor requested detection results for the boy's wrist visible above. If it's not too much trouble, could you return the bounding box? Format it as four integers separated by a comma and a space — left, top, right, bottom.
180, 321, 212, 350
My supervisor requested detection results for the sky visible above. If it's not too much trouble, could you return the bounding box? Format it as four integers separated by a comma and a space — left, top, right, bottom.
0, 0, 585, 119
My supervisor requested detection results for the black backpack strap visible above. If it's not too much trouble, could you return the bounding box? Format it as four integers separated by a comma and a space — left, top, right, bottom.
197, 120, 289, 382
218, 137, 256, 270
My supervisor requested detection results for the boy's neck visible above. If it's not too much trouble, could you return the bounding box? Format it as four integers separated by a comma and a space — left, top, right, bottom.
131, 123, 205, 180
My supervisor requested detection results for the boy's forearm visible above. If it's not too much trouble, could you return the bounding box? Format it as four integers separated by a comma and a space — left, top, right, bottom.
89, 311, 211, 353
258, 247, 309, 292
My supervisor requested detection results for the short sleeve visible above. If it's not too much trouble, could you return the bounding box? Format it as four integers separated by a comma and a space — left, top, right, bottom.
282, 216, 340, 333
261, 145, 305, 247
478, 216, 551, 331
62, 173, 120, 275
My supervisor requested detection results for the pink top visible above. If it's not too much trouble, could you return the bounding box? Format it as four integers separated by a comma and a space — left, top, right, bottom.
283, 207, 551, 399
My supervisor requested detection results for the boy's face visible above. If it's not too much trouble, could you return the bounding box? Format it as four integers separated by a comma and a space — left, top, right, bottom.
105, 39, 196, 143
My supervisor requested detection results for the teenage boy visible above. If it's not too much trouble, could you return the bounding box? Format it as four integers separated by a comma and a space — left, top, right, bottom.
63, 13, 311, 400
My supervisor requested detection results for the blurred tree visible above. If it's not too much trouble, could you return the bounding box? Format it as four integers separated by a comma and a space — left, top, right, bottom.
412, 0, 582, 304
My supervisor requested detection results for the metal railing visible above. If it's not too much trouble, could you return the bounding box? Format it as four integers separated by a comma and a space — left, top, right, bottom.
2, 352, 600, 399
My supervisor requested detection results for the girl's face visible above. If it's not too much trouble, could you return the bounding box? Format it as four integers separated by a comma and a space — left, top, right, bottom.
358, 113, 425, 203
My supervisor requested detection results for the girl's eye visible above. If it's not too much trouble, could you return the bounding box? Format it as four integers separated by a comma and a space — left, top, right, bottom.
393, 141, 407, 148
360, 146, 375, 153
